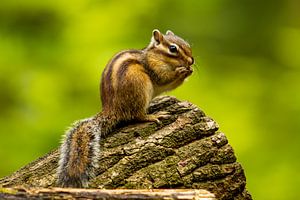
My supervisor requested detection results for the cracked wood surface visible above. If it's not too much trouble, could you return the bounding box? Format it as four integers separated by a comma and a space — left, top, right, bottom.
0, 96, 252, 200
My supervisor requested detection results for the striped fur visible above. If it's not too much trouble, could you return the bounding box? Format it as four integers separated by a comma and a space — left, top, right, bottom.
57, 29, 194, 188
100, 30, 193, 118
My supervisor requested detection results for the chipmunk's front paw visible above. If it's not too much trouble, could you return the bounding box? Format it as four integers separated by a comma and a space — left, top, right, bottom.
176, 66, 193, 78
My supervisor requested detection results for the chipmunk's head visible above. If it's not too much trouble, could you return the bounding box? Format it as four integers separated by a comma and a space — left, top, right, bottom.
147, 29, 194, 68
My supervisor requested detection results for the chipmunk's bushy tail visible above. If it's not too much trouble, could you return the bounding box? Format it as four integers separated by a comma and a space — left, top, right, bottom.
56, 114, 117, 188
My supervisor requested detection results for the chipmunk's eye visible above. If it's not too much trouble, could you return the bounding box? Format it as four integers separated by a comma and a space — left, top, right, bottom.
169, 44, 178, 53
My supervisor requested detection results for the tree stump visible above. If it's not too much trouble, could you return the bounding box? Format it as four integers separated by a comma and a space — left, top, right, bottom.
0, 96, 252, 200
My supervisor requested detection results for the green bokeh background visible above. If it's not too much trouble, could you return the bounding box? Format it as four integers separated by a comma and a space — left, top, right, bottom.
0, 0, 299, 199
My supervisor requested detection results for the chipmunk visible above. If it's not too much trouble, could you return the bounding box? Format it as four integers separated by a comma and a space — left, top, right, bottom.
56, 29, 194, 188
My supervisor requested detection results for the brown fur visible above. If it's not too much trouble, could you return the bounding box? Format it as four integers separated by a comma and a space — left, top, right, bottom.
57, 29, 194, 188
68, 124, 90, 176
100, 29, 194, 123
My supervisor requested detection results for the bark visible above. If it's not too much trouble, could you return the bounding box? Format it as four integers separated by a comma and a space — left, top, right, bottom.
0, 188, 215, 200
0, 96, 252, 200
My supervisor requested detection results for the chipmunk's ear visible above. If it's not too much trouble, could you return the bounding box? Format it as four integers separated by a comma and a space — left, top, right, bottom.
152, 29, 164, 44
166, 30, 175, 35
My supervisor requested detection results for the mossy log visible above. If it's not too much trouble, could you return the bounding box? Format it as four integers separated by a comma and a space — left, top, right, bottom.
0, 96, 252, 200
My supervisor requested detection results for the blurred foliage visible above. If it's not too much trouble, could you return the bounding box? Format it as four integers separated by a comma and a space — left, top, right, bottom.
0, 0, 299, 199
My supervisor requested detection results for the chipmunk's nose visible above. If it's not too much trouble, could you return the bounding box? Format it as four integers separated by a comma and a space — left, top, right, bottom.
188, 57, 194, 65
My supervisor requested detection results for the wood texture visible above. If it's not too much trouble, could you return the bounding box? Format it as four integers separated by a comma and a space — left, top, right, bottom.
0, 188, 215, 199
0, 96, 252, 200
